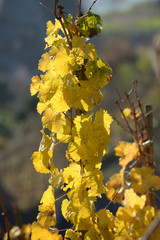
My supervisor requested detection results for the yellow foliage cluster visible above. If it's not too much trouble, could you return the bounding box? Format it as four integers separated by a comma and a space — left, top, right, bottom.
29, 14, 116, 240
28, 12, 160, 240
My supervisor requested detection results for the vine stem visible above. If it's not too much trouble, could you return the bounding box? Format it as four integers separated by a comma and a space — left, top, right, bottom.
69, 108, 74, 141
116, 99, 135, 137
59, 18, 72, 49
55, 193, 67, 202
77, 0, 82, 17
88, 0, 98, 12
0, 193, 10, 240
55, 137, 70, 146
105, 184, 125, 210
39, 2, 54, 14
54, 0, 72, 49
40, 1, 72, 49
50, 226, 74, 233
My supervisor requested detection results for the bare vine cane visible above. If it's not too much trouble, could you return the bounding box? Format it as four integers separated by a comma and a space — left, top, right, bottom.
0, 193, 11, 240
115, 81, 155, 206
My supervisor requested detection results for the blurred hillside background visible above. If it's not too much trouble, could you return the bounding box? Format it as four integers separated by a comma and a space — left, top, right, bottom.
0, 0, 160, 228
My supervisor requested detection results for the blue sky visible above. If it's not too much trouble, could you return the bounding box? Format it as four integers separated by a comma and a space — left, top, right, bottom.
82, 0, 157, 14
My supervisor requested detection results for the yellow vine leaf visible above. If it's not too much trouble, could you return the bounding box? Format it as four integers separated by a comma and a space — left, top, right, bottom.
68, 109, 112, 165
116, 207, 135, 223
38, 52, 54, 72
46, 20, 61, 35
122, 108, 131, 118
85, 58, 112, 90
114, 220, 130, 240
31, 222, 63, 240
116, 190, 147, 224
116, 204, 156, 239
66, 143, 81, 162
76, 81, 104, 109
42, 107, 66, 133
65, 229, 82, 240
82, 167, 105, 197
49, 86, 70, 113
56, 118, 71, 143
124, 189, 146, 211
63, 73, 95, 111
122, 107, 141, 119
72, 36, 97, 60
52, 43, 70, 77
61, 199, 70, 222
37, 71, 60, 103
115, 141, 139, 168
38, 72, 92, 113
62, 198, 94, 231
62, 162, 81, 191
49, 168, 62, 188
37, 185, 56, 227
37, 72, 77, 113
32, 131, 55, 174
45, 20, 63, 47
63, 164, 102, 228
84, 221, 114, 240
64, 182, 96, 227
97, 208, 115, 229
78, 218, 94, 232
128, 167, 160, 194
141, 206, 156, 227
63, 165, 104, 210
68, 36, 97, 69
30, 75, 41, 96
37, 102, 48, 114
21, 224, 32, 240
106, 170, 124, 203
84, 224, 103, 240
128, 206, 156, 239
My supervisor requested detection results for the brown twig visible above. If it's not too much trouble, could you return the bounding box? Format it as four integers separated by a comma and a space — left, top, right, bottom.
111, 111, 129, 132
116, 100, 135, 137
40, 0, 72, 49
69, 108, 74, 141
49, 226, 74, 233
77, 0, 82, 17
0, 193, 11, 240
55, 193, 67, 202
105, 184, 125, 210
88, 0, 98, 12
55, 137, 70, 146
116, 82, 155, 207
0, 225, 5, 239
125, 93, 139, 144
54, 0, 60, 19
53, 0, 72, 49
10, 203, 22, 228
62, 112, 74, 125
58, 14, 72, 49
39, 2, 54, 14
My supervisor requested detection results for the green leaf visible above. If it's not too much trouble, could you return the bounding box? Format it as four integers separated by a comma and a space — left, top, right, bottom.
76, 11, 102, 38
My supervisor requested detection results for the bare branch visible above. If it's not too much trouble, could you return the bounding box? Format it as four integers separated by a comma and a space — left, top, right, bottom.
88, 0, 98, 12
0, 193, 11, 240
54, 0, 60, 19
77, 0, 82, 17
39, 2, 54, 14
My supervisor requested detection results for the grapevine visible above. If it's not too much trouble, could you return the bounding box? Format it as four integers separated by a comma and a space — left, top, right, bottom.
1, 1, 160, 240
30, 1, 113, 239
